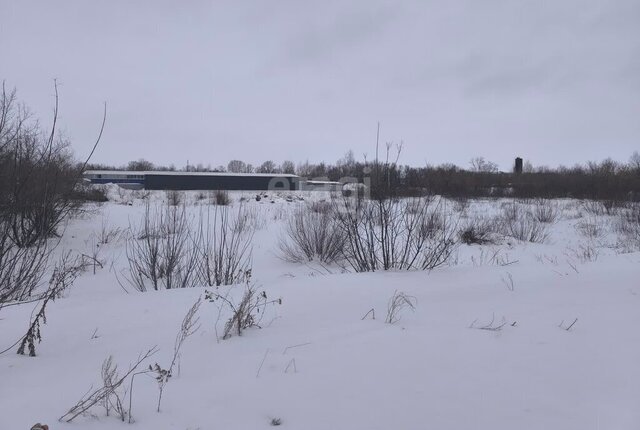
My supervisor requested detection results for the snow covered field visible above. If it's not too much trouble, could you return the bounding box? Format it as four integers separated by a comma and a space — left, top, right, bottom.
2, 189, 639, 430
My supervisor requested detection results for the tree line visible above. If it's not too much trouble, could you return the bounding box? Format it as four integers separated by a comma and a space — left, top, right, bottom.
90, 150, 640, 201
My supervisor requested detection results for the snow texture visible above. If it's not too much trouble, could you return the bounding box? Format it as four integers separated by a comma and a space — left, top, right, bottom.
1, 190, 639, 429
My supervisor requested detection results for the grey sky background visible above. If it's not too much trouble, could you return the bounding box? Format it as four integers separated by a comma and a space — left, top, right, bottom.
1, 0, 639, 171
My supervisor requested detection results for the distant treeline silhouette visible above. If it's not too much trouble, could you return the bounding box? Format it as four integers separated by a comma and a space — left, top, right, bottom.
88, 151, 640, 201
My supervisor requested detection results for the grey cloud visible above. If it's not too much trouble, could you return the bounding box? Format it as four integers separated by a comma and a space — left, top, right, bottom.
0, 0, 638, 170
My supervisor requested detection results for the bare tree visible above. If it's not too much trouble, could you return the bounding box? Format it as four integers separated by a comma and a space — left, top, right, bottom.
126, 159, 154, 171
0, 81, 105, 248
257, 160, 278, 173
227, 159, 247, 173
280, 160, 296, 174
0, 82, 103, 306
469, 156, 499, 173
629, 151, 640, 171
0, 228, 49, 305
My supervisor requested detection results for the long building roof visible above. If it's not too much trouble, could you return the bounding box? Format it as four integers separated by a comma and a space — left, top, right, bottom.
84, 170, 299, 178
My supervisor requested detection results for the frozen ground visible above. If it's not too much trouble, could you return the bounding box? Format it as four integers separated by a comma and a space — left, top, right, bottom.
1, 189, 639, 429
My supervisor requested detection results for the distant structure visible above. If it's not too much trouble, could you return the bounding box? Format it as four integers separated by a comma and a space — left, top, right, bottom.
83, 170, 355, 192
303, 180, 343, 192
514, 157, 523, 174
83, 170, 301, 191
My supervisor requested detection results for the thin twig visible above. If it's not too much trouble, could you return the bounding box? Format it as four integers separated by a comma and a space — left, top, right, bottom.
282, 342, 311, 355
256, 349, 269, 378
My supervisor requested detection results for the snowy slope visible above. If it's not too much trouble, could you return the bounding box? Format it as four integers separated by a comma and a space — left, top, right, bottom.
1, 192, 639, 430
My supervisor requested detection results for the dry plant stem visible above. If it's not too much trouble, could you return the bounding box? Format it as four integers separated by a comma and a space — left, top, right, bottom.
361, 308, 376, 320
127, 369, 152, 423
207, 278, 281, 340
153, 297, 202, 413
17, 251, 83, 356
60, 346, 158, 423
559, 318, 579, 331
470, 314, 508, 331
385, 290, 417, 324
282, 342, 312, 354
256, 349, 269, 378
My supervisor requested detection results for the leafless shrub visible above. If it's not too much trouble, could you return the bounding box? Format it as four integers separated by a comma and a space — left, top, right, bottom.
500, 205, 548, 243
96, 217, 122, 244
501, 200, 520, 222
458, 216, 496, 245
278, 204, 344, 264
211, 189, 231, 206
205, 274, 281, 340
166, 190, 182, 206
0, 82, 102, 308
559, 200, 584, 220
615, 203, 640, 249
532, 199, 560, 223
309, 200, 332, 214
451, 196, 470, 213
385, 290, 416, 324
0, 82, 104, 248
565, 243, 599, 263
504, 216, 548, 243
243, 205, 267, 230
470, 247, 517, 267
195, 204, 254, 287
132, 189, 151, 200
576, 217, 606, 240
73, 182, 109, 203
125, 203, 199, 291
602, 199, 626, 215
60, 347, 158, 423
333, 196, 459, 272
0, 228, 49, 305
582, 200, 607, 216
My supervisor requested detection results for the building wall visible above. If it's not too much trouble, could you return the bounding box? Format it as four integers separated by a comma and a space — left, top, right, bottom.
144, 174, 299, 191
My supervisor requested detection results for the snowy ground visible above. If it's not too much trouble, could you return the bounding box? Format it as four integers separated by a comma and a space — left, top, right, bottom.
1, 189, 639, 430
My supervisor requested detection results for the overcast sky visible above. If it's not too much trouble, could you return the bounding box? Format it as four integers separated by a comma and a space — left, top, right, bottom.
1, 0, 639, 170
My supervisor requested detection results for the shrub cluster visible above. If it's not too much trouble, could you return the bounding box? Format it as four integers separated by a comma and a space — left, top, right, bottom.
124, 202, 253, 291
277, 193, 461, 272
0, 83, 101, 305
